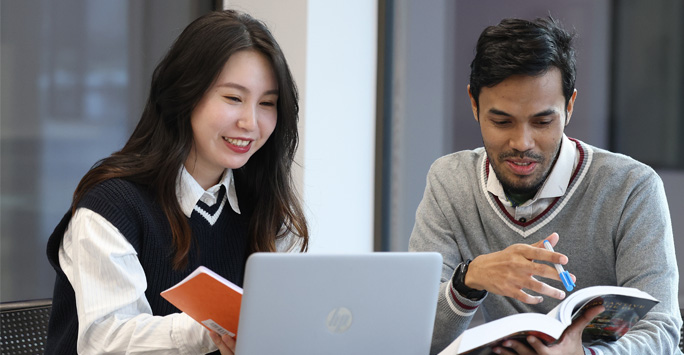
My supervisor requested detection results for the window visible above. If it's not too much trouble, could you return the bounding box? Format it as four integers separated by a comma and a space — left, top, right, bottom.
611, 0, 684, 168
0, 0, 214, 302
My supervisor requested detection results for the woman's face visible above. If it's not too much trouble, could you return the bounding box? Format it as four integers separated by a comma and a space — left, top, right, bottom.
186, 49, 278, 189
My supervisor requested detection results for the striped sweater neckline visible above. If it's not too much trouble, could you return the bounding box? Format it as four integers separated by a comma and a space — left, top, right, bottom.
481, 138, 592, 237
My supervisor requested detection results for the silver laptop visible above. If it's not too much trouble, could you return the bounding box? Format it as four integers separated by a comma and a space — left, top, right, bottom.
234, 252, 442, 355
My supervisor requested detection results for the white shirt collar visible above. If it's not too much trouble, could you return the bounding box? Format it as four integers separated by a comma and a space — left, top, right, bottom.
176, 167, 241, 218
487, 134, 577, 203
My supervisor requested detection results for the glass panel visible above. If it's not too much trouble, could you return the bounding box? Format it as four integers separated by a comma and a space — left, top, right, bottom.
0, 0, 213, 302
611, 0, 684, 168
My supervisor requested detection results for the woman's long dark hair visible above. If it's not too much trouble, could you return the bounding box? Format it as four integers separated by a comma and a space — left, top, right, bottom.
72, 10, 308, 269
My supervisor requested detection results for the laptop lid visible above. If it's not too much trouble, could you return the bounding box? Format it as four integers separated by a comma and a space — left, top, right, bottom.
234, 252, 442, 355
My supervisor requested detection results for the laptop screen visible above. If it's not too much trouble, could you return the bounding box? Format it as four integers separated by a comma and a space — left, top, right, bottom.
235, 252, 442, 355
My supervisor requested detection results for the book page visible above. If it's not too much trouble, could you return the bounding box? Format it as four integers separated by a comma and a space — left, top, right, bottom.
445, 313, 566, 354
546, 286, 657, 325
163, 266, 242, 293
545, 285, 658, 342
441, 286, 659, 354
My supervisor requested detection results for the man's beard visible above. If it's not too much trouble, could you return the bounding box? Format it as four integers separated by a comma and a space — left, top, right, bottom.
500, 172, 546, 195
487, 148, 554, 196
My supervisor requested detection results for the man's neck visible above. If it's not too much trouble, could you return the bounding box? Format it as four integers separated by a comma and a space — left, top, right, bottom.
505, 190, 536, 207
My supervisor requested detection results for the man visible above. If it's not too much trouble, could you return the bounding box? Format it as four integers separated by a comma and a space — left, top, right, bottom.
409, 17, 681, 355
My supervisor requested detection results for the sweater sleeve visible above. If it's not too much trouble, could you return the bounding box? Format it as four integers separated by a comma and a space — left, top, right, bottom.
586, 170, 682, 355
409, 160, 484, 355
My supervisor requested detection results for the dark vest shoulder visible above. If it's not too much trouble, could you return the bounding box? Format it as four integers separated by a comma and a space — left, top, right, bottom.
46, 177, 249, 354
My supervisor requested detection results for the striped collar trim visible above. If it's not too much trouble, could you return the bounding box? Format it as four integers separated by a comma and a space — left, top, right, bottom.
481, 138, 592, 237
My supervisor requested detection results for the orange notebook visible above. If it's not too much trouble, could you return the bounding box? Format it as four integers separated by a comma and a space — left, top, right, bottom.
161, 266, 243, 337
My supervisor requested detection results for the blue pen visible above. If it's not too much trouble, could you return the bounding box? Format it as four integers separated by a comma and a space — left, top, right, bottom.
543, 240, 575, 292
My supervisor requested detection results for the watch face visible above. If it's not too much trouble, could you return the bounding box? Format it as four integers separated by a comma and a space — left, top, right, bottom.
458, 264, 467, 283
455, 263, 468, 288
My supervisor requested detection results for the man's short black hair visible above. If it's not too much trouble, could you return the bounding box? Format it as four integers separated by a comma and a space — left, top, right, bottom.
469, 17, 576, 110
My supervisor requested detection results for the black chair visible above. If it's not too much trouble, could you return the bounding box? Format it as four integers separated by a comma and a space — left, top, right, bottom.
0, 298, 52, 355
680, 308, 684, 352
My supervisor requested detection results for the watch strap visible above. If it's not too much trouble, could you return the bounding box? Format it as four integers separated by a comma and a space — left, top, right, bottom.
452, 259, 487, 300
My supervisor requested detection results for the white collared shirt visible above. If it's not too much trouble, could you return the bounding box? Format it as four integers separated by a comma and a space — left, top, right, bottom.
486, 134, 579, 223
177, 168, 241, 218
59, 167, 241, 354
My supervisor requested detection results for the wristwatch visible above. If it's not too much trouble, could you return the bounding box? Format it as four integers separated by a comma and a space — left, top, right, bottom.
452, 259, 487, 301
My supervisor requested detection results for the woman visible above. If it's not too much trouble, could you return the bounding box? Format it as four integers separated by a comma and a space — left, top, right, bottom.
45, 10, 308, 354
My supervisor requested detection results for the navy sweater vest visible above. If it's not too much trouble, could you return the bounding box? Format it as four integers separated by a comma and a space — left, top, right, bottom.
45, 178, 250, 354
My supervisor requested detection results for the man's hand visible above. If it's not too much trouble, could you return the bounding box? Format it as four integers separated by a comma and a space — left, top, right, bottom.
210, 331, 237, 355
491, 305, 606, 354
465, 233, 574, 304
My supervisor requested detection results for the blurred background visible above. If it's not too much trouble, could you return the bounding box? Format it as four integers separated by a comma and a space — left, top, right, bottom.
1, 0, 682, 307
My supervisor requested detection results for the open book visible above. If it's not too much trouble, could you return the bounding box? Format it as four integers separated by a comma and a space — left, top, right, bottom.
160, 266, 243, 337
439, 286, 659, 355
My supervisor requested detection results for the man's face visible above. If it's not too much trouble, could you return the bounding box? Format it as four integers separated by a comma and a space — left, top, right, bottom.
469, 68, 577, 195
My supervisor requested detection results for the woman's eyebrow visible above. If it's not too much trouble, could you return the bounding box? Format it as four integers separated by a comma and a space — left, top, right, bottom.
217, 82, 278, 95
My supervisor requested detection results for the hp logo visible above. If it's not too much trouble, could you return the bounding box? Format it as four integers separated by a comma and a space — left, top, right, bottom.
326, 307, 353, 333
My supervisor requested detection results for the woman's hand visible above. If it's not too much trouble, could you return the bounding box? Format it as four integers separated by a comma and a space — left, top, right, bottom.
209, 331, 237, 355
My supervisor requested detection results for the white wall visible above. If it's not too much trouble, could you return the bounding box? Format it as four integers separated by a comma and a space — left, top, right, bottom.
224, 1, 378, 252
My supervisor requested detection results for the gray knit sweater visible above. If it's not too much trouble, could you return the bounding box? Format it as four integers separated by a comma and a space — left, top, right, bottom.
409, 139, 682, 355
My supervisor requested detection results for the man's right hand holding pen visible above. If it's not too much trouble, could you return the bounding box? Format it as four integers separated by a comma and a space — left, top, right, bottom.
464, 232, 577, 304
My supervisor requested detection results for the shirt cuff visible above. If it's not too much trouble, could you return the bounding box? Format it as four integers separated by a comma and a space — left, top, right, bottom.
172, 313, 218, 355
